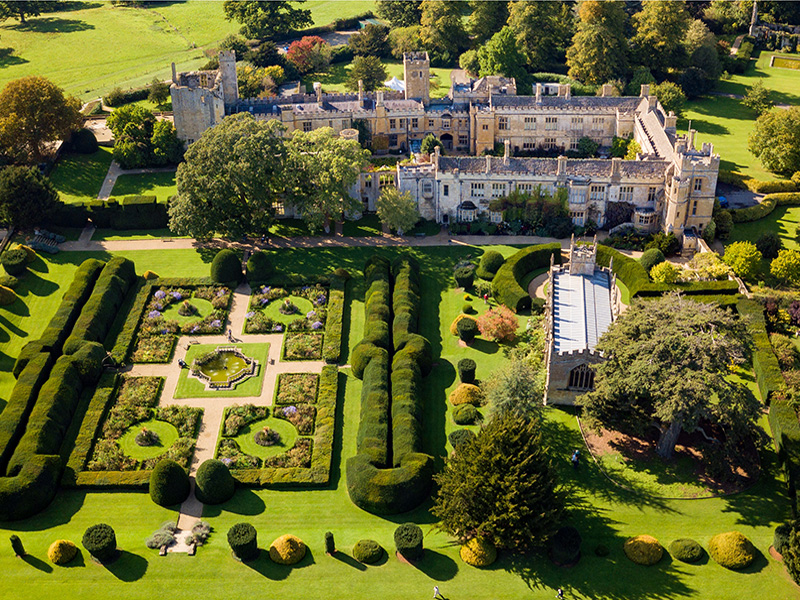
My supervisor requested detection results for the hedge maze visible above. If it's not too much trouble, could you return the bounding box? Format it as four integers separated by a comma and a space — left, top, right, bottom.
346, 256, 434, 515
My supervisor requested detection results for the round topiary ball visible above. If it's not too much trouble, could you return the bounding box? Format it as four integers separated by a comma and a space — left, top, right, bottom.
708, 531, 756, 570
459, 537, 497, 567
82, 524, 117, 562
456, 316, 479, 342
14, 244, 36, 263
639, 248, 666, 274
452, 403, 479, 425
457, 358, 477, 383
394, 523, 423, 561
2, 248, 28, 276
353, 539, 384, 564
269, 534, 307, 565
228, 522, 258, 561
48, 539, 78, 565
0, 275, 18, 289
478, 250, 505, 279
623, 535, 663, 566
0, 285, 17, 306
449, 383, 483, 406
195, 459, 235, 505
210, 249, 242, 284
246, 251, 273, 282
669, 538, 704, 563
550, 526, 582, 565
449, 428, 476, 450
149, 459, 190, 507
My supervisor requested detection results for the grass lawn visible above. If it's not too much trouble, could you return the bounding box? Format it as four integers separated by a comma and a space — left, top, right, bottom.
262, 295, 314, 325
161, 297, 214, 324
49, 147, 113, 204
305, 59, 452, 95
0, 243, 797, 598
91, 229, 187, 242
116, 418, 179, 461
109, 171, 177, 203
173, 343, 270, 399
727, 205, 800, 249
230, 416, 299, 460
342, 214, 383, 237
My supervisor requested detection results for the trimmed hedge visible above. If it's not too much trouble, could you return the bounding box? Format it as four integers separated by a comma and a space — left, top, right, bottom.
149, 459, 190, 507
82, 523, 116, 562
457, 358, 477, 383
269, 534, 307, 565
730, 192, 800, 223
453, 403, 479, 425
245, 251, 273, 282
492, 243, 561, 312
623, 535, 663, 565
210, 249, 241, 284
50, 196, 169, 230
2, 248, 28, 276
0, 455, 62, 521
394, 523, 423, 561
228, 523, 258, 561
353, 539, 384, 563
769, 397, 800, 515
738, 299, 784, 402
450, 383, 483, 406
195, 459, 235, 505
476, 250, 505, 281
109, 280, 150, 364
352, 256, 392, 374
460, 537, 497, 567
48, 539, 77, 565
323, 271, 347, 364
708, 531, 755, 569
669, 538, 704, 563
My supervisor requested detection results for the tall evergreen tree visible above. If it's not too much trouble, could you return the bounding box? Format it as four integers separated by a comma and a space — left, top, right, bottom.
420, 0, 467, 66
0, 166, 60, 229
507, 0, 573, 72
468, 0, 509, 46
631, 0, 691, 74
566, 0, 629, 85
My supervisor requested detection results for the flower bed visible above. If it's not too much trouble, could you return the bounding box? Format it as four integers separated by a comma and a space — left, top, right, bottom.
274, 404, 316, 435
275, 373, 319, 405
283, 332, 324, 360
245, 284, 328, 334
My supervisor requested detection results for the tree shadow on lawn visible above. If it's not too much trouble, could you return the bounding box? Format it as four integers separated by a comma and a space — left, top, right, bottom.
0, 312, 25, 337
21, 554, 53, 573
203, 487, 266, 518
61, 548, 86, 568
16, 270, 60, 298
325, 370, 348, 488
409, 549, 459, 581
719, 450, 793, 528
331, 550, 367, 571
242, 547, 315, 579
102, 550, 148, 582
4, 17, 95, 33
0, 48, 27, 67
1, 490, 86, 531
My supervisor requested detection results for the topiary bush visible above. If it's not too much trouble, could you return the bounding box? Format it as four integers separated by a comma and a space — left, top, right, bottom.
149, 459, 190, 507
457, 358, 477, 383
669, 538, 704, 563
550, 526, 582, 565
15, 244, 35, 263
324, 531, 335, 554
69, 128, 99, 154
210, 249, 241, 284
0, 285, 17, 306
0, 274, 18, 289
246, 250, 273, 282
477, 250, 505, 280
228, 523, 259, 561
454, 265, 475, 289
48, 540, 78, 565
449, 383, 483, 406
456, 317, 479, 343
353, 539, 384, 564
10, 534, 25, 557
757, 232, 783, 260
448, 428, 476, 449
394, 523, 423, 561
459, 537, 497, 567
708, 531, 755, 569
82, 524, 117, 562
462, 303, 476, 314
775, 523, 793, 555
623, 535, 663, 565
639, 248, 666, 274
194, 459, 235, 505
452, 403, 479, 425
1, 248, 28, 276
269, 534, 307, 565
594, 544, 610, 557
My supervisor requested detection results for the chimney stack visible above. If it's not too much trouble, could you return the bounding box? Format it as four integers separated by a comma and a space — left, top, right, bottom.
565, 84, 571, 100
688, 129, 696, 150
535, 83, 542, 104
611, 157, 621, 177
647, 95, 657, 110
503, 139, 510, 164
640, 84, 650, 98
664, 110, 677, 133
488, 84, 493, 108
376, 90, 384, 107
601, 84, 613, 97
557, 155, 567, 177
358, 79, 364, 106
314, 82, 322, 106
485, 154, 491, 174
171, 62, 177, 85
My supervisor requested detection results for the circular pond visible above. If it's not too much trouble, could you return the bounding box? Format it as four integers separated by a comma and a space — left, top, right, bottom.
117, 419, 179, 460
261, 295, 314, 325
192, 348, 257, 389
234, 417, 298, 459
161, 297, 214, 324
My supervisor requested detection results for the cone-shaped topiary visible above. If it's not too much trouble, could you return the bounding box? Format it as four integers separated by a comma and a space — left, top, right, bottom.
708, 531, 755, 569
246, 251, 273, 282
457, 358, 477, 383
459, 537, 497, 567
353, 539, 384, 564
269, 534, 307, 565
669, 538, 703, 563
449, 383, 483, 406
149, 459, 190, 507
48, 540, 78, 565
82, 524, 117, 562
228, 523, 258, 561
194, 459, 235, 505
324, 531, 335, 554
623, 535, 663, 565
394, 523, 423, 561
210, 249, 241, 284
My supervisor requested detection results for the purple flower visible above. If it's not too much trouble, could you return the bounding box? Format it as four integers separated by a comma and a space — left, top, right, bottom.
312, 321, 323, 330
216, 288, 226, 297
154, 290, 166, 299
246, 311, 255, 319
191, 326, 199, 333
315, 294, 327, 305
148, 310, 161, 319
171, 291, 182, 300
161, 329, 168, 335
274, 324, 283, 332
261, 286, 270, 293
211, 319, 222, 328
221, 457, 232, 466
284, 406, 297, 416
306, 310, 316, 319
260, 298, 269, 306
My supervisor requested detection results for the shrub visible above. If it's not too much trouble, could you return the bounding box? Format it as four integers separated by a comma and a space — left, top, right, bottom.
143, 270, 159, 280
0, 285, 16, 305
723, 241, 762, 280
324, 531, 335, 554
69, 128, 99, 154
757, 232, 783, 260
775, 523, 793, 555
456, 317, 480, 342
449, 383, 483, 406
477, 250, 505, 280
394, 523, 423, 561
210, 249, 241, 284
453, 403, 479, 425
649, 261, 680, 284
708, 531, 755, 569
639, 248, 666, 274
454, 265, 476, 289
15, 244, 35, 262
623, 535, 663, 565
492, 243, 561, 311
1, 248, 27, 276
477, 305, 518, 343
531, 297, 546, 314
48, 540, 77, 565
457, 358, 477, 383
0, 274, 18, 288
228, 523, 259, 561
149, 459, 190, 507
10, 534, 24, 556
460, 537, 497, 567
194, 459, 235, 505
246, 251, 273, 281
669, 538, 704, 563
462, 303, 475, 314
269, 534, 307, 565
448, 428, 476, 449
82, 524, 117, 562
353, 539, 384, 563
550, 526, 582, 565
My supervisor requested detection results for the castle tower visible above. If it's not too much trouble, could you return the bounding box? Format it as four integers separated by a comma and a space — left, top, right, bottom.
218, 50, 239, 108
403, 51, 430, 105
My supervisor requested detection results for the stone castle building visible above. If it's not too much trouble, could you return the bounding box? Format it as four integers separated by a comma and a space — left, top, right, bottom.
170, 51, 720, 243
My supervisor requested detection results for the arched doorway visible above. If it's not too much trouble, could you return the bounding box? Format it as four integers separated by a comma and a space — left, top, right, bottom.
568, 364, 595, 391
440, 133, 453, 151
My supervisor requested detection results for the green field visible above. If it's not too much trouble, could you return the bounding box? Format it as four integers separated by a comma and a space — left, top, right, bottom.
110, 171, 177, 203
0, 1, 376, 100
49, 147, 113, 204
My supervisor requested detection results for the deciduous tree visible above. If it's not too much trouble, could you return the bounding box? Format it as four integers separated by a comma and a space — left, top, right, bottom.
468, 0, 509, 46
222, 0, 312, 40
477, 27, 526, 81
148, 77, 170, 107
286, 36, 331, 75
748, 107, 800, 175
722, 241, 762, 279
476, 305, 518, 343
420, 0, 467, 66
376, 0, 422, 28
388, 25, 424, 59
0, 1, 46, 24
579, 293, 757, 459
348, 23, 390, 58
742, 79, 774, 116
652, 81, 686, 117
507, 0, 573, 72
0, 76, 81, 164
346, 56, 387, 92
771, 249, 800, 285
566, 0, 628, 85
375, 187, 419, 234
0, 165, 60, 228
631, 0, 691, 74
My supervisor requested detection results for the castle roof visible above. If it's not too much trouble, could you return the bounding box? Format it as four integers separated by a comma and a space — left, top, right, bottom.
435, 156, 668, 178
489, 95, 641, 111
552, 269, 613, 353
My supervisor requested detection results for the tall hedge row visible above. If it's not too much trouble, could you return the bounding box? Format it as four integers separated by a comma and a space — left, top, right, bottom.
49, 196, 170, 230
492, 243, 562, 312
346, 256, 434, 515
63, 257, 136, 355
730, 192, 800, 223
769, 397, 800, 515
323, 272, 347, 364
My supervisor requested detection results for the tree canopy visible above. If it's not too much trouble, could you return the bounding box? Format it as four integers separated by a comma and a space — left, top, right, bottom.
507, 0, 573, 72
420, 0, 467, 66
346, 56, 387, 92
375, 187, 419, 234
0, 76, 81, 164
0, 165, 60, 228
579, 293, 758, 460
467, 0, 509, 46
348, 23, 390, 58
566, 0, 629, 85
748, 107, 800, 176
477, 27, 527, 81
376, 0, 422, 28
631, 0, 691, 75
432, 411, 564, 551
741, 79, 774, 116
222, 0, 312, 40
0, 1, 46, 23
722, 241, 762, 280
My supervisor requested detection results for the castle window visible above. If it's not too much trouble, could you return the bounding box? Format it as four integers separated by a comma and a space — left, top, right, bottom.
458, 134, 469, 147
524, 117, 536, 130
568, 364, 595, 390
389, 134, 398, 146
275, 200, 285, 217
422, 180, 434, 196
498, 117, 508, 130
442, 118, 451, 129
482, 124, 489, 131
302, 121, 312, 132
399, 118, 406, 128
571, 117, 583, 129
647, 187, 658, 202
692, 200, 698, 216
470, 183, 485, 197
694, 177, 703, 192
491, 183, 506, 198
619, 186, 634, 202
589, 185, 605, 201
365, 176, 372, 188
544, 137, 557, 149
523, 141, 535, 151
517, 183, 534, 192
443, 184, 449, 197
379, 174, 394, 188
570, 210, 585, 226
428, 119, 435, 127
490, 210, 503, 223
411, 118, 418, 129
569, 139, 579, 151
545, 117, 558, 131
390, 119, 396, 130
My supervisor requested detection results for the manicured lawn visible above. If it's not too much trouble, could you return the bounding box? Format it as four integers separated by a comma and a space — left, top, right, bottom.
304, 59, 452, 96
49, 148, 113, 204
231, 417, 299, 459
161, 297, 214, 324
727, 205, 800, 250
342, 214, 383, 237
117, 418, 179, 461
109, 171, 177, 203
92, 229, 188, 241
173, 343, 270, 399
262, 295, 314, 324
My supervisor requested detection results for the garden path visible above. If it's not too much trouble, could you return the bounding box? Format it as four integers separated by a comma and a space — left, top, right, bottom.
125, 283, 326, 543
97, 160, 177, 200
